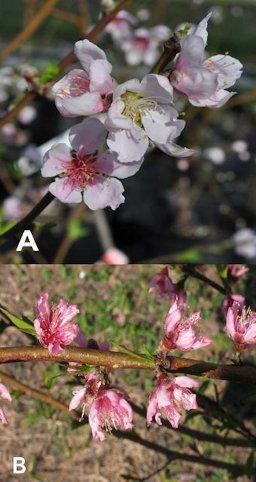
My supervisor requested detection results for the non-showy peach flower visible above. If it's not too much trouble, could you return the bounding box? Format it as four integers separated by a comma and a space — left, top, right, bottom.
0, 383, 12, 425
34, 292, 80, 354
226, 302, 256, 351
147, 374, 199, 428
163, 299, 211, 351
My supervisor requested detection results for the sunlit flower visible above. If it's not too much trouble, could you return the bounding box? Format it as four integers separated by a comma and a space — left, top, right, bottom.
222, 293, 245, 316
34, 292, 79, 354
226, 302, 256, 351
53, 40, 115, 117
89, 389, 133, 441
149, 267, 187, 307
147, 374, 199, 428
227, 264, 249, 280
42, 118, 143, 210
163, 299, 211, 351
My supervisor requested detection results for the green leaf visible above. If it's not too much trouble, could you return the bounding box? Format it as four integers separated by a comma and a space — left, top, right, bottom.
0, 306, 37, 336
68, 219, 89, 241
39, 61, 60, 84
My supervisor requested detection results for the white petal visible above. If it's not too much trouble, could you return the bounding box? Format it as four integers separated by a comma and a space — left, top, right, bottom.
141, 106, 184, 144
75, 39, 110, 72
49, 178, 82, 203
41, 143, 71, 177
69, 119, 107, 154
107, 128, 148, 163
140, 74, 173, 103
83, 176, 124, 210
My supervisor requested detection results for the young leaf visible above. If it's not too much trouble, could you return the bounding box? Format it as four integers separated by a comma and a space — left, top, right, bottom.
0, 306, 37, 336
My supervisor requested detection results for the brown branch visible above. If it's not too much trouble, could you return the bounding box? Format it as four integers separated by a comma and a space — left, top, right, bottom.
0, 346, 256, 383
0, 0, 60, 62
0, 0, 133, 129
179, 265, 228, 295
150, 34, 181, 74
0, 371, 249, 476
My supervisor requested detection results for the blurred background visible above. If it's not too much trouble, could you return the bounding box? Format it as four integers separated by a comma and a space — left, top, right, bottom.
0, 0, 256, 263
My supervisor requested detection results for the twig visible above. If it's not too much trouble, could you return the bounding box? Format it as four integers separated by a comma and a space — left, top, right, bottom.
0, 346, 256, 383
150, 34, 180, 74
180, 265, 228, 295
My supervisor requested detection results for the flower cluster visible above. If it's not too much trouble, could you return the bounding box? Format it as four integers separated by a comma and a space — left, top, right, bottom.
42, 12, 242, 210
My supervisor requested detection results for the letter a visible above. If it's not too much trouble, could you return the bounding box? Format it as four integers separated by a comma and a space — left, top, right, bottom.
16, 230, 39, 252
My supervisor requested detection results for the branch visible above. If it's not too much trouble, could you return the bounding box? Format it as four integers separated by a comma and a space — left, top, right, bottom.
0, 191, 55, 241
0, 346, 256, 383
0, 370, 249, 476
150, 34, 181, 74
180, 265, 228, 295
0, 0, 60, 62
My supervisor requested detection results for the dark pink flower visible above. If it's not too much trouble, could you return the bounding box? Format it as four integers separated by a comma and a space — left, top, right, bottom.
149, 267, 187, 307
69, 373, 101, 418
227, 264, 249, 280
0, 383, 12, 425
147, 374, 199, 428
88, 389, 133, 441
163, 300, 211, 351
222, 294, 245, 317
226, 303, 256, 351
34, 293, 79, 354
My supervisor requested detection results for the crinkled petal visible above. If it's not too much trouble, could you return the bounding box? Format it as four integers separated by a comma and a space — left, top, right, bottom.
83, 176, 124, 210
205, 54, 243, 89
106, 99, 134, 130
49, 178, 82, 204
0, 408, 8, 425
175, 376, 200, 389
190, 89, 235, 108
0, 384, 12, 403
112, 78, 142, 100
193, 12, 212, 45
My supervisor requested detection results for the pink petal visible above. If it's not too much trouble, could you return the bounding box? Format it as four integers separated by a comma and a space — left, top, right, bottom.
69, 119, 107, 155
41, 143, 71, 177
49, 178, 82, 204
83, 176, 124, 210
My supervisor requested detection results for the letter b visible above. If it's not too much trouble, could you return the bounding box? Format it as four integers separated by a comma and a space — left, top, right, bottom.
13, 456, 26, 474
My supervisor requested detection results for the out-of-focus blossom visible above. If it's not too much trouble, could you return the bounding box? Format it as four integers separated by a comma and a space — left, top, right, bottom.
1, 123, 17, 141
227, 264, 249, 280
104, 10, 137, 41
3, 197, 25, 221
42, 119, 143, 210
170, 13, 243, 108
106, 74, 193, 163
101, 247, 129, 264
222, 293, 245, 316
34, 292, 79, 354
53, 40, 115, 117
147, 374, 199, 428
0, 383, 12, 425
163, 300, 211, 351
226, 302, 256, 351
88, 389, 133, 441
121, 26, 171, 67
137, 8, 150, 21
18, 105, 37, 124
17, 144, 42, 175
233, 229, 256, 259
149, 267, 187, 307
204, 146, 225, 165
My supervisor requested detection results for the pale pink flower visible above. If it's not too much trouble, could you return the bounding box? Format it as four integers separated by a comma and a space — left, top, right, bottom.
163, 300, 211, 351
34, 292, 80, 354
3, 196, 25, 220
227, 264, 249, 280
106, 74, 193, 163
41, 118, 143, 210
147, 374, 199, 428
104, 10, 137, 41
149, 267, 187, 307
171, 13, 243, 108
101, 247, 129, 264
0, 383, 12, 425
121, 26, 171, 67
89, 389, 133, 441
53, 40, 115, 117
226, 303, 256, 351
222, 293, 245, 316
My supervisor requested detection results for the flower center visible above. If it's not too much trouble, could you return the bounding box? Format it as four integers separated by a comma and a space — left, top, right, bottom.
121, 91, 157, 127
61, 73, 90, 97
64, 151, 97, 189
